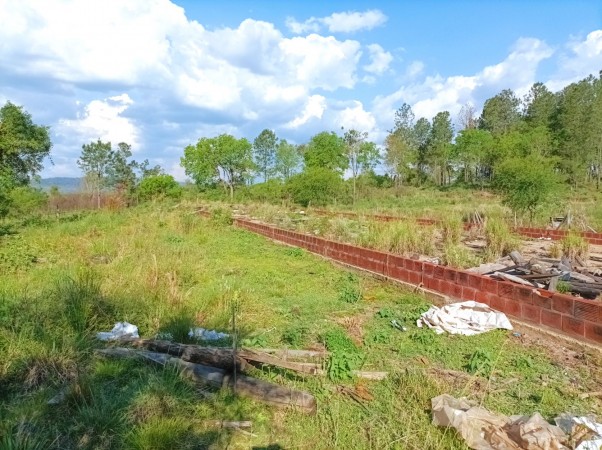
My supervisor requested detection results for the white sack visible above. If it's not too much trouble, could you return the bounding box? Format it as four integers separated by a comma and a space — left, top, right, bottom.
418, 301, 513, 336
96, 322, 139, 341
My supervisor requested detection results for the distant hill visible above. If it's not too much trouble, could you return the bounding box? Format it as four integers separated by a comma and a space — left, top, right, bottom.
36, 177, 82, 193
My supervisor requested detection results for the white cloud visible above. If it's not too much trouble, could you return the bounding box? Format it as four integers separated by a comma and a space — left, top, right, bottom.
335, 101, 377, 134
405, 61, 425, 79
57, 94, 139, 148
373, 37, 554, 126
322, 10, 388, 33
547, 30, 602, 90
286, 9, 387, 34
363, 44, 393, 75
285, 95, 327, 128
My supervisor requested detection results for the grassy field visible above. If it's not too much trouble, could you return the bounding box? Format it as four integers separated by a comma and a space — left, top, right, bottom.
1, 204, 602, 449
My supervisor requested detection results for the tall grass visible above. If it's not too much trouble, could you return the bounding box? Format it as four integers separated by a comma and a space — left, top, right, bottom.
561, 231, 589, 260
484, 216, 519, 260
356, 221, 435, 255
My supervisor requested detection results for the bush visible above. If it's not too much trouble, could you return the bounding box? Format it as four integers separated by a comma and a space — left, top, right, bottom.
7, 186, 47, 217
561, 232, 589, 260
246, 179, 284, 202
137, 175, 182, 201
493, 155, 562, 222
284, 168, 343, 207
484, 217, 519, 259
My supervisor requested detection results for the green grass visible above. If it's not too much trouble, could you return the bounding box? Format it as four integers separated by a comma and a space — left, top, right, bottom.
1, 205, 601, 449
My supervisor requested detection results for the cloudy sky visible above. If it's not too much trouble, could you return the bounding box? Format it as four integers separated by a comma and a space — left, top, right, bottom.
1, 0, 600, 180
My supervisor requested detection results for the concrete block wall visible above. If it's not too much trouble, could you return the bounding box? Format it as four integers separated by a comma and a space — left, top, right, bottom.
233, 217, 602, 346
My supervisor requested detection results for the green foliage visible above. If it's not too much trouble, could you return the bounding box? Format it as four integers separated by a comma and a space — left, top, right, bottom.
440, 216, 463, 245
274, 139, 302, 180
137, 174, 182, 201
7, 186, 47, 217
281, 325, 308, 347
465, 348, 494, 374
253, 129, 278, 182
321, 329, 363, 381
556, 280, 571, 294
303, 131, 348, 173
0, 235, 38, 271
181, 134, 254, 199
494, 155, 562, 222
484, 217, 519, 258
285, 167, 343, 207
210, 207, 233, 226
561, 232, 589, 259
443, 243, 480, 269
337, 273, 362, 304
246, 179, 284, 202
479, 89, 522, 135
57, 270, 107, 336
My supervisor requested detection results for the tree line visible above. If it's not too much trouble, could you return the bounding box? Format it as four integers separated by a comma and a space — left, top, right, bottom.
1, 71, 600, 218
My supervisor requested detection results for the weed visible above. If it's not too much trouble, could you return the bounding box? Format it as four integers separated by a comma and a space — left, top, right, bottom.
285, 247, 304, 257
466, 348, 494, 374
440, 216, 463, 245
210, 207, 233, 226
556, 280, 571, 294
561, 232, 589, 260
321, 329, 363, 380
0, 235, 38, 271
409, 330, 436, 346
442, 242, 480, 269
484, 217, 519, 259
549, 242, 561, 258
281, 325, 308, 347
337, 273, 362, 303
375, 308, 394, 319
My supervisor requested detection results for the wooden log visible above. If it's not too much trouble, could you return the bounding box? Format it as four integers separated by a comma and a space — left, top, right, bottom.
491, 272, 539, 287
203, 420, 253, 429
509, 251, 525, 266
120, 339, 326, 375
565, 284, 601, 299
98, 348, 317, 412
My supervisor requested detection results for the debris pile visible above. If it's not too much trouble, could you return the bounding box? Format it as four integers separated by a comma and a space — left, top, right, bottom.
469, 251, 602, 300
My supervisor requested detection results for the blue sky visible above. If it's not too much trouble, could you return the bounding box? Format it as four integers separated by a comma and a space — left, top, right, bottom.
0, 0, 600, 179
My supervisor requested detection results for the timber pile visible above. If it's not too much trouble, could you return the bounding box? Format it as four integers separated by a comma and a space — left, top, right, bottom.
97, 340, 324, 412
471, 251, 602, 300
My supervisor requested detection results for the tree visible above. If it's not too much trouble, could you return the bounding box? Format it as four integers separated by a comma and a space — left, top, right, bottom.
303, 132, 347, 174
342, 129, 380, 203
106, 142, 137, 193
413, 117, 431, 182
494, 155, 562, 223
137, 174, 182, 201
77, 139, 114, 209
274, 139, 301, 180
136, 159, 163, 179
458, 102, 478, 130
426, 111, 454, 185
253, 129, 278, 182
284, 167, 343, 207
181, 134, 254, 200
523, 82, 557, 129
479, 89, 522, 135
0, 101, 51, 217
386, 103, 418, 186
453, 128, 494, 185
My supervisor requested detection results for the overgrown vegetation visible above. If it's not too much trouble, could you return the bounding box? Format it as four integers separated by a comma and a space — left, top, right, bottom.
1, 206, 600, 449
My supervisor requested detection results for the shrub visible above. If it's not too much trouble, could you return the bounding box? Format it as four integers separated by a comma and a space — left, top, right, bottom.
137, 175, 182, 201
440, 216, 463, 245
7, 186, 48, 217
484, 217, 518, 258
561, 232, 589, 260
442, 243, 480, 269
284, 168, 343, 207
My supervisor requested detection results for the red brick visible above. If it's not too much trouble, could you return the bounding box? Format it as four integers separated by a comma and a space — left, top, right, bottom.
387, 254, 406, 269
521, 303, 541, 323
513, 285, 534, 304
481, 277, 499, 295
574, 300, 601, 321
408, 260, 424, 272
504, 299, 522, 317
408, 271, 422, 285
462, 287, 477, 301
498, 281, 515, 299
423, 276, 436, 290
562, 316, 585, 337
439, 280, 454, 296
468, 274, 483, 290
444, 268, 457, 282
475, 290, 490, 305
541, 309, 562, 329
584, 321, 602, 344
434, 265, 446, 280
457, 271, 470, 287
429, 278, 442, 292
450, 282, 463, 299
552, 294, 574, 315
423, 263, 436, 277
489, 295, 506, 311
532, 293, 552, 309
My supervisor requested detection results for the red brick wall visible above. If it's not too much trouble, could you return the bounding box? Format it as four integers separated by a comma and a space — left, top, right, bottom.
231, 217, 602, 346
